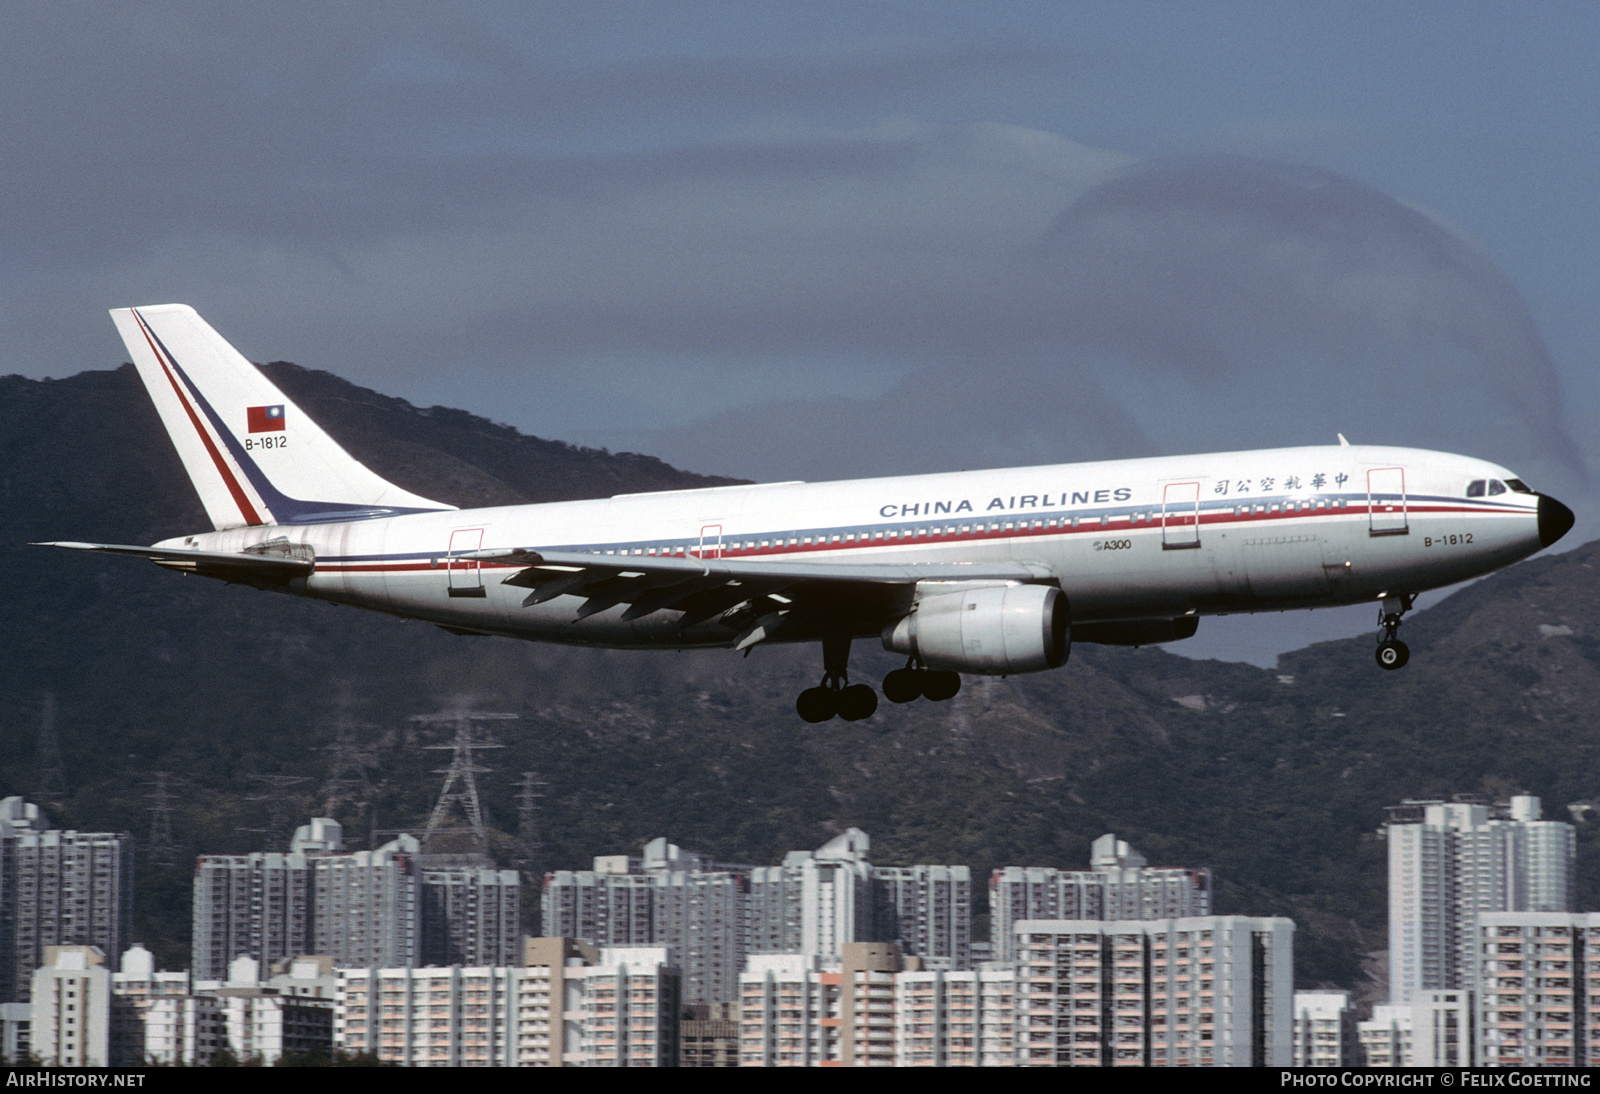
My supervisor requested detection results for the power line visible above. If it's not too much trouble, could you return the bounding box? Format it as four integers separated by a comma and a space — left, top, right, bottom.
143, 771, 181, 867
36, 693, 67, 805
514, 771, 547, 875
238, 774, 314, 852
411, 708, 515, 853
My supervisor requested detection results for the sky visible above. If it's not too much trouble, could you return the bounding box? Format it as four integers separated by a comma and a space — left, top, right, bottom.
3, 1, 1596, 664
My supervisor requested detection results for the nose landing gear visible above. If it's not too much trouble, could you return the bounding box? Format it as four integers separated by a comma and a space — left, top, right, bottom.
1375, 594, 1414, 671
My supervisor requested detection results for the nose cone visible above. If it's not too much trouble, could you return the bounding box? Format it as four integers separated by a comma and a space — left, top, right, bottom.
1538, 494, 1575, 548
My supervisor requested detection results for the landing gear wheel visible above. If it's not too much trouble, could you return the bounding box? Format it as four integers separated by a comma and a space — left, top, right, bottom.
796, 633, 881, 721
837, 684, 879, 721
922, 670, 961, 702
1373, 594, 1414, 672
882, 668, 923, 704
1375, 640, 1409, 671
796, 686, 839, 723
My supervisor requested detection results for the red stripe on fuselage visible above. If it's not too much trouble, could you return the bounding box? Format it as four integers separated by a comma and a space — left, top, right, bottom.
132, 310, 264, 527
306, 502, 1524, 574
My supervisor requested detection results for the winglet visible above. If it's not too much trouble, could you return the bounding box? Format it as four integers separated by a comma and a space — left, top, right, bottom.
1337, 433, 1350, 447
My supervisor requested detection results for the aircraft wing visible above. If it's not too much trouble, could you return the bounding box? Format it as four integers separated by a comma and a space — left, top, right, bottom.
468, 547, 1057, 650
35, 541, 314, 584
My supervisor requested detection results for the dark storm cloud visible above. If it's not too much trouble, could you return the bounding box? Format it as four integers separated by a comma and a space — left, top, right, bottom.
1031, 157, 1587, 480
643, 156, 1587, 486
0, 3, 1068, 261
0, 7, 1579, 493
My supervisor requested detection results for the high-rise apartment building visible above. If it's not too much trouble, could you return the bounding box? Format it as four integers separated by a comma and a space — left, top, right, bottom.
747, 853, 809, 955
893, 964, 1018, 1066
140, 995, 224, 1065
873, 865, 971, 970
1291, 990, 1355, 1066
307, 829, 420, 970
738, 953, 838, 1066
191, 851, 313, 983
990, 834, 1211, 964
0, 798, 134, 1004
550, 945, 680, 1067
195, 820, 518, 979
547, 831, 970, 1002
336, 964, 521, 1066
109, 943, 190, 1065
652, 868, 746, 1006
799, 831, 874, 961
420, 865, 521, 968
1475, 912, 1599, 1067
30, 946, 111, 1067
542, 867, 658, 945
544, 840, 747, 1005
1012, 916, 1295, 1067
1358, 1003, 1413, 1067
113, 951, 334, 1066
681, 1002, 739, 1067
738, 943, 907, 1067
337, 940, 680, 1066
212, 956, 334, 1066
739, 946, 1020, 1068
1386, 796, 1573, 1005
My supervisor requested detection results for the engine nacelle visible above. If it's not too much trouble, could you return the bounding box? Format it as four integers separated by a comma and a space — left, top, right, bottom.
881, 584, 1069, 675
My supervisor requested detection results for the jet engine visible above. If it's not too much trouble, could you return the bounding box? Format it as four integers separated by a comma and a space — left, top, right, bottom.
881, 584, 1069, 675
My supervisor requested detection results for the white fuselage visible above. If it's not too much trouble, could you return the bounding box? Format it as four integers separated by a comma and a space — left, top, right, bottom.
157, 443, 1548, 651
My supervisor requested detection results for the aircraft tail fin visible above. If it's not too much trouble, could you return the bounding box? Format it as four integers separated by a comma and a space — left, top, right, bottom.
110, 304, 455, 529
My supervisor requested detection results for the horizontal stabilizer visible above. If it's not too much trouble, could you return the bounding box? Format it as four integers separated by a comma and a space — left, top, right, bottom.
35, 541, 313, 584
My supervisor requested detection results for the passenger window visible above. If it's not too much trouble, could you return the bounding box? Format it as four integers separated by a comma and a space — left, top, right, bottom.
1488, 480, 1507, 496
1467, 480, 1486, 498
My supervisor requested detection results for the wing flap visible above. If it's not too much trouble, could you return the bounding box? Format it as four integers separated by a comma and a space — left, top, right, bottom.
481, 547, 1057, 638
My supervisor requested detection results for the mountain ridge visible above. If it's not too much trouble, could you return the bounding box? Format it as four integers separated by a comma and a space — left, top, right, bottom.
3, 364, 1596, 997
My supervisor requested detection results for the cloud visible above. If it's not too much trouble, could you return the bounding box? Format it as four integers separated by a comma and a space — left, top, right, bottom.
0, 6, 1580, 493
1031, 156, 1587, 484
642, 155, 1587, 490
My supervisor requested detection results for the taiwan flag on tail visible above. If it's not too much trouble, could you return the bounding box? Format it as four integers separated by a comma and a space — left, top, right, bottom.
247, 405, 285, 433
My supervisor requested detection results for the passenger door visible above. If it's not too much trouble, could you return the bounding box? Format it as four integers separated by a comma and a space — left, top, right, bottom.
1161, 482, 1201, 550
692, 523, 723, 560
1367, 468, 1409, 536
446, 527, 486, 597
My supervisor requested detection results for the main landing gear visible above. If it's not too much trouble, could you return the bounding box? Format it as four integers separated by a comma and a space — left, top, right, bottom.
1375, 594, 1414, 671
796, 634, 878, 723
882, 659, 961, 704
794, 639, 963, 722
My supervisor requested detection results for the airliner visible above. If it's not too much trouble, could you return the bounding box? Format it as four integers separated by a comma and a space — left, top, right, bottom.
40, 305, 1574, 721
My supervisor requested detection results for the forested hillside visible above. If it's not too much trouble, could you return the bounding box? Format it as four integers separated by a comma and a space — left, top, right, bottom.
3, 365, 1597, 998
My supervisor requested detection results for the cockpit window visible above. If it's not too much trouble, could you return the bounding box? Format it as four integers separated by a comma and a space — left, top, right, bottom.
1466, 480, 1486, 498
1506, 478, 1535, 494
1487, 480, 1507, 496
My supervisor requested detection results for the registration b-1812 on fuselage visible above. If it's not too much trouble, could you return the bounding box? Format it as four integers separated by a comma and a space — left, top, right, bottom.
40, 305, 1575, 721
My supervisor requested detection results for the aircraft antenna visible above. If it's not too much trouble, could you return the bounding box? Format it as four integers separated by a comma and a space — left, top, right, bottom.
412, 707, 515, 853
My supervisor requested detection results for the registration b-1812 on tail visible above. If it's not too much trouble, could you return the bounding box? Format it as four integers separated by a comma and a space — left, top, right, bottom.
41, 305, 1575, 720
